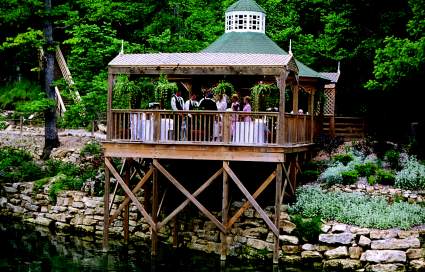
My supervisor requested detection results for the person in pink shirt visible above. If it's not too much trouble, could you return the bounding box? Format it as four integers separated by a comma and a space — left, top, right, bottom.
243, 96, 252, 122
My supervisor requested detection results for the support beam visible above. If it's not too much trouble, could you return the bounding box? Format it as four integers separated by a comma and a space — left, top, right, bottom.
277, 70, 288, 144
223, 163, 279, 237
292, 84, 299, 114
153, 160, 226, 233
103, 158, 110, 251
123, 165, 130, 243
274, 163, 283, 264
107, 73, 114, 140
220, 161, 229, 261
152, 165, 158, 256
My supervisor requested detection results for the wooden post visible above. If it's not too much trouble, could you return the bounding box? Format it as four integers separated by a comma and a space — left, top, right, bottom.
151, 162, 159, 256
103, 158, 110, 251
153, 111, 161, 142
292, 84, 299, 114
123, 164, 130, 243
172, 216, 178, 248
308, 92, 315, 142
289, 155, 298, 192
277, 70, 287, 144
222, 113, 231, 144
220, 161, 229, 261
273, 163, 282, 264
329, 115, 336, 137
107, 72, 114, 140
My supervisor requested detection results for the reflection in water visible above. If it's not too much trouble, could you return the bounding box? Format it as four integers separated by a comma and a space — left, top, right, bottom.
0, 218, 315, 271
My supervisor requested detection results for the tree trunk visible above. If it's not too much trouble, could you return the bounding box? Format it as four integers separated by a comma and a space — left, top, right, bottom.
41, 0, 59, 160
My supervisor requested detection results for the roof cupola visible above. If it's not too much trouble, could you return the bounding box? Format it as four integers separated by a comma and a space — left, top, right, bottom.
225, 0, 266, 33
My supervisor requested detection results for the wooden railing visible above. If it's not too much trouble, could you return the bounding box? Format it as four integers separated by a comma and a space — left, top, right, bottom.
108, 110, 312, 146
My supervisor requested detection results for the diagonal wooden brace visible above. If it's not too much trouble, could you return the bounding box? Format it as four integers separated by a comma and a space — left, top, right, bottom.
105, 158, 157, 232
153, 160, 226, 233
226, 170, 276, 229
223, 163, 279, 237
157, 168, 223, 230
109, 167, 153, 224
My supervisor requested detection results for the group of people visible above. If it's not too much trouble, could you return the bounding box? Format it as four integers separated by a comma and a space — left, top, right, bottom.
170, 90, 253, 141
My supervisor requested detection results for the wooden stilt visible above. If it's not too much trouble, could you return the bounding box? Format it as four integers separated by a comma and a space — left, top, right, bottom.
151, 162, 158, 256
103, 158, 110, 251
123, 164, 130, 243
273, 163, 283, 264
220, 161, 229, 261
289, 155, 298, 191
172, 216, 178, 248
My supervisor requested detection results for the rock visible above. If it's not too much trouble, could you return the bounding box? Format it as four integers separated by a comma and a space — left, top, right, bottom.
410, 258, 425, 271
302, 243, 316, 251
397, 230, 419, 239
72, 201, 85, 209
301, 250, 323, 261
242, 227, 268, 238
349, 246, 363, 259
360, 250, 406, 263
323, 259, 362, 270
406, 249, 425, 260
3, 186, 18, 193
371, 238, 420, 250
0, 197, 7, 208
350, 226, 371, 235
332, 224, 348, 233
282, 245, 300, 254
279, 235, 299, 245
366, 263, 406, 272
246, 238, 273, 251
324, 246, 349, 259
40, 206, 48, 213
359, 235, 372, 247
82, 197, 100, 208
281, 255, 301, 264
34, 216, 53, 226
280, 220, 296, 234
98, 124, 107, 133
321, 224, 332, 233
316, 245, 334, 252
24, 203, 39, 212
319, 233, 355, 245
370, 230, 398, 240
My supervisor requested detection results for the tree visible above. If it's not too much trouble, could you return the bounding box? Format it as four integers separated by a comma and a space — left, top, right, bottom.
41, 0, 60, 159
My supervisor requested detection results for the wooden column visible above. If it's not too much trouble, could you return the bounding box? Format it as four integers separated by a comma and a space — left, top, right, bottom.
220, 161, 229, 261
292, 84, 299, 114
172, 216, 178, 248
107, 72, 114, 140
151, 161, 159, 256
308, 92, 315, 142
277, 70, 288, 145
273, 163, 282, 264
103, 158, 110, 251
123, 164, 130, 243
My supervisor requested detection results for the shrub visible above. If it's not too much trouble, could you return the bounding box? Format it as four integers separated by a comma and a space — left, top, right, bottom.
368, 175, 377, 185
395, 156, 425, 190
291, 215, 322, 243
300, 169, 321, 181
354, 162, 377, 177
318, 163, 347, 186
315, 134, 344, 155
290, 186, 425, 229
341, 169, 359, 184
80, 141, 102, 158
0, 147, 43, 182
48, 174, 84, 203
333, 154, 353, 166
375, 169, 395, 185
385, 150, 400, 170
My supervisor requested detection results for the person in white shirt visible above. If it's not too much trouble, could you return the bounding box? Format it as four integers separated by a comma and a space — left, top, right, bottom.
171, 90, 184, 111
170, 90, 184, 140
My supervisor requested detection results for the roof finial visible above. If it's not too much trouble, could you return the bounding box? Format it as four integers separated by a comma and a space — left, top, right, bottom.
337, 61, 341, 74
120, 40, 124, 55
289, 39, 293, 56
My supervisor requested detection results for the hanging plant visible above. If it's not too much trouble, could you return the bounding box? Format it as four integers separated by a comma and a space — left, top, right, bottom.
250, 83, 278, 111
212, 81, 234, 97
154, 74, 178, 109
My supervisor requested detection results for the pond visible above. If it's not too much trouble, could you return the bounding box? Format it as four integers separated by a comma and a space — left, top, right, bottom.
0, 218, 320, 272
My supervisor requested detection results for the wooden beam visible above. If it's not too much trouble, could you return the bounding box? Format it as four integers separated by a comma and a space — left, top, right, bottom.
107, 73, 114, 140
153, 160, 226, 233
157, 168, 223, 229
221, 161, 229, 261
105, 158, 157, 231
123, 166, 130, 243
103, 158, 110, 251
277, 70, 287, 144
226, 170, 276, 228
274, 163, 282, 264
151, 165, 158, 256
223, 163, 279, 237
282, 162, 295, 195
109, 167, 153, 224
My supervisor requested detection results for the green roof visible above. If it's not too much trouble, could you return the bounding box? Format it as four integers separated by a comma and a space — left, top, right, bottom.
202, 32, 322, 78
226, 0, 266, 13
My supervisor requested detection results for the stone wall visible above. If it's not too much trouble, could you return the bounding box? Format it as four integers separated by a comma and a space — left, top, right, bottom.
1, 181, 424, 271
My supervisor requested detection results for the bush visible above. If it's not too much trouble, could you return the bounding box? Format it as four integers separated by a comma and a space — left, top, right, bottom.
48, 174, 84, 203
341, 169, 359, 184
395, 156, 425, 190
367, 175, 377, 185
385, 150, 400, 170
319, 163, 347, 186
291, 215, 322, 243
300, 169, 321, 181
315, 134, 344, 155
354, 162, 377, 177
80, 141, 102, 158
0, 147, 43, 182
332, 154, 353, 166
376, 169, 395, 185
290, 186, 425, 229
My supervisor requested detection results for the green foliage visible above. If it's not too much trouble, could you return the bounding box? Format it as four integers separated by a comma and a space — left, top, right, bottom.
300, 170, 321, 182
375, 169, 395, 185
33, 177, 50, 192
291, 215, 322, 243
385, 150, 400, 170
80, 141, 102, 159
341, 169, 359, 185
290, 186, 425, 229
315, 134, 344, 156
250, 83, 279, 112
212, 81, 234, 97
332, 154, 354, 166
154, 74, 178, 109
0, 114, 8, 130
0, 147, 43, 183
395, 155, 425, 190
367, 175, 377, 186
354, 162, 378, 177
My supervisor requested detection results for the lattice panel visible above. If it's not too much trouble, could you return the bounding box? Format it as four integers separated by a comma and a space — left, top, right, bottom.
324, 88, 335, 115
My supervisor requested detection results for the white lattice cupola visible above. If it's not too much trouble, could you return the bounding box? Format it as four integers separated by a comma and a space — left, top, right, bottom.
225, 0, 266, 33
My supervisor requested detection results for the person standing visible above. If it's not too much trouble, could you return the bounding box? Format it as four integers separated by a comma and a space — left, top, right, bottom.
243, 96, 252, 122
170, 90, 184, 140
184, 94, 198, 140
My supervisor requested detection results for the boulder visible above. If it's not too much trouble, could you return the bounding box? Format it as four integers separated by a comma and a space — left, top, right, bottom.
281, 255, 301, 264
365, 263, 406, 272
242, 227, 269, 238
324, 246, 349, 259
349, 246, 363, 259
397, 230, 419, 239
246, 238, 273, 251
282, 245, 300, 254
302, 243, 316, 251
361, 250, 406, 263
323, 259, 362, 270
319, 233, 355, 245
371, 238, 420, 250
350, 226, 371, 235
0, 197, 7, 208
301, 250, 323, 261
280, 220, 296, 234
370, 230, 398, 240
332, 224, 348, 233
406, 248, 425, 260
359, 235, 372, 247
410, 258, 425, 271
279, 235, 299, 245
321, 224, 332, 233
